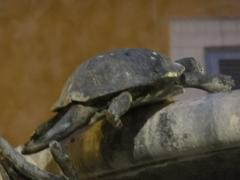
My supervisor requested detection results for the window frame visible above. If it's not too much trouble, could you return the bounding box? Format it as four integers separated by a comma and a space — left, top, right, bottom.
204, 46, 240, 75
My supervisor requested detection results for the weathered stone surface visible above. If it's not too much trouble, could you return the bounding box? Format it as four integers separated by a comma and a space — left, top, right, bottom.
1, 90, 240, 179
134, 90, 240, 161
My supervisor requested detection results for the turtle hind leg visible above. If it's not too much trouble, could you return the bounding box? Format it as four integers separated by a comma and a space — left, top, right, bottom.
30, 111, 65, 140
176, 57, 204, 74
22, 105, 97, 154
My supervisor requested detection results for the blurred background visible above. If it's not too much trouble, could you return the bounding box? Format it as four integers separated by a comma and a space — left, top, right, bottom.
0, 0, 240, 146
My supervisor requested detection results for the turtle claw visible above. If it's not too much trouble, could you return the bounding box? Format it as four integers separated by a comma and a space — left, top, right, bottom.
216, 74, 235, 91
22, 139, 46, 155
103, 110, 122, 128
114, 119, 123, 129
206, 74, 235, 92
182, 72, 235, 93
90, 110, 123, 128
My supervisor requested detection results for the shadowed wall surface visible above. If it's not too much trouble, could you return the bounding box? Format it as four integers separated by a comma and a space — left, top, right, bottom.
0, 0, 240, 145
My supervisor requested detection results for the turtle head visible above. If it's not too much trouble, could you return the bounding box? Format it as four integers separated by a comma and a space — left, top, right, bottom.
175, 57, 204, 74
162, 62, 185, 79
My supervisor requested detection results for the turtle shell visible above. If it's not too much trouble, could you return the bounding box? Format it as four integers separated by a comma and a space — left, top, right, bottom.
52, 48, 184, 111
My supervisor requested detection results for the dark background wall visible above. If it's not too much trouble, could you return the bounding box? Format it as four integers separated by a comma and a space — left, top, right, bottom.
1, 0, 240, 145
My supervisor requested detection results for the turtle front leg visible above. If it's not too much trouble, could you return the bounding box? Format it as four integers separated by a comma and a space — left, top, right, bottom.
176, 57, 234, 92
181, 72, 234, 92
90, 91, 133, 128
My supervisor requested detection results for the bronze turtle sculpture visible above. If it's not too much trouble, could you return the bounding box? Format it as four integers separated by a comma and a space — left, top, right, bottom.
22, 48, 234, 154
